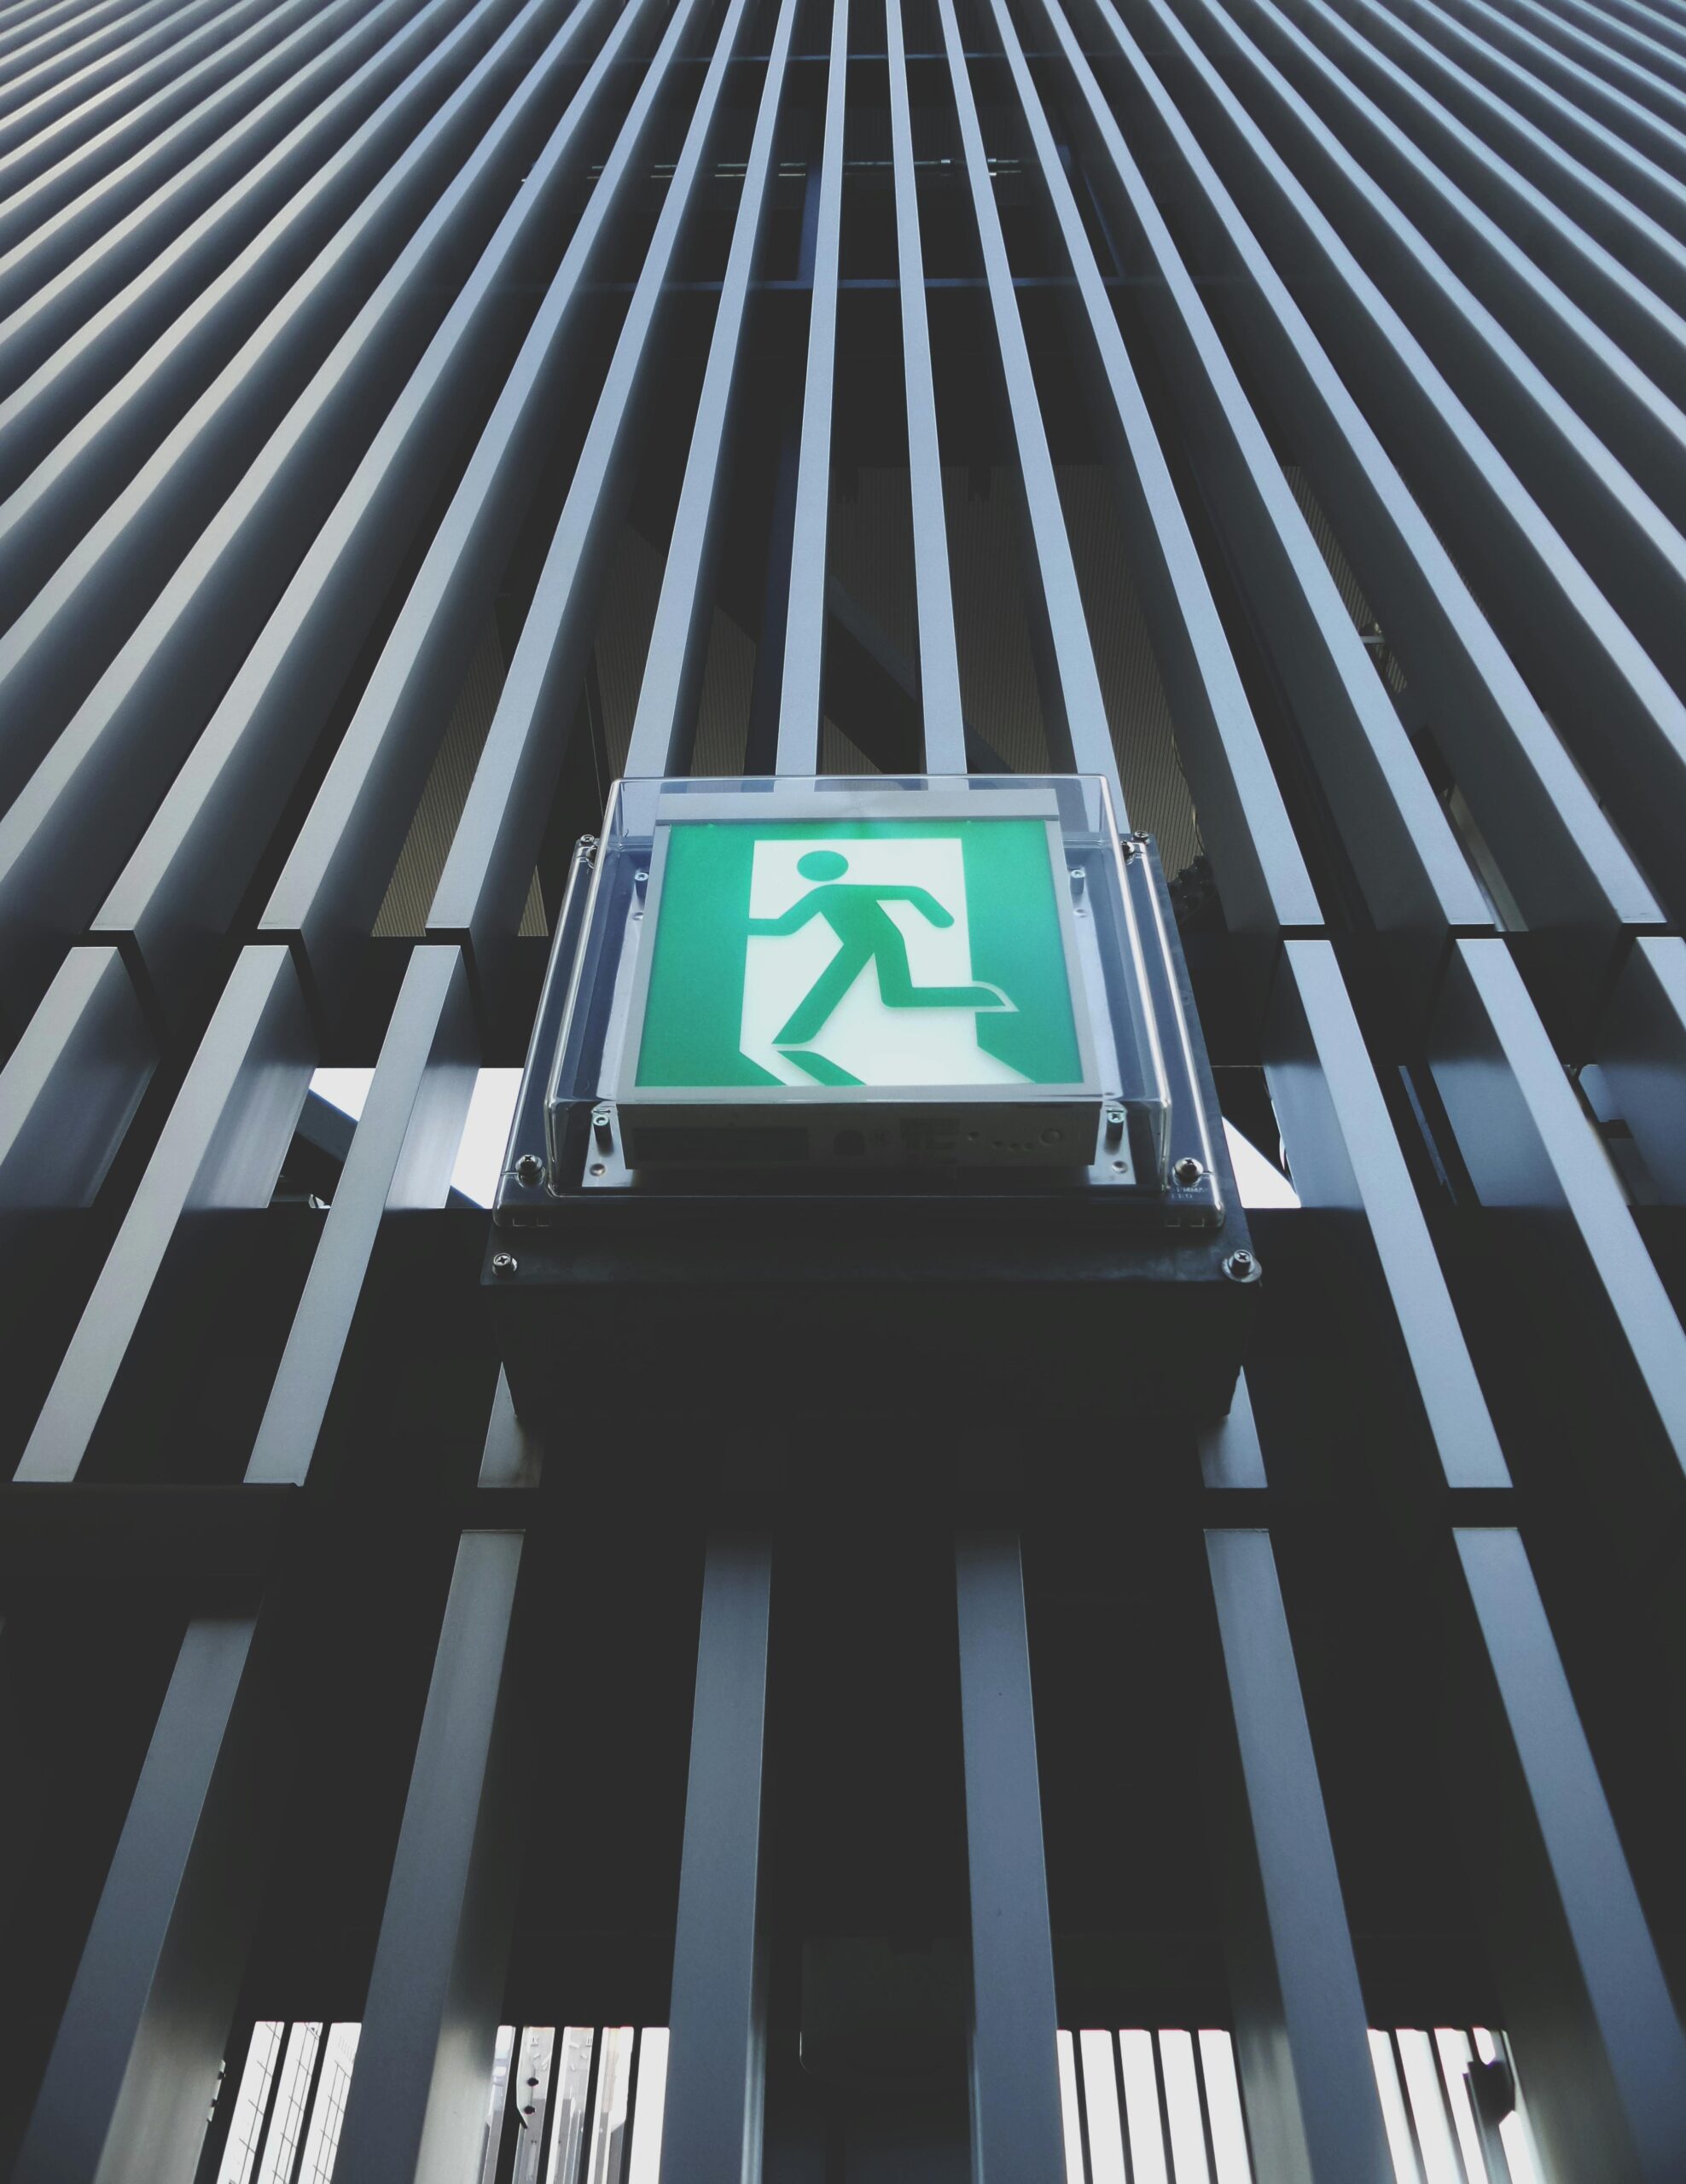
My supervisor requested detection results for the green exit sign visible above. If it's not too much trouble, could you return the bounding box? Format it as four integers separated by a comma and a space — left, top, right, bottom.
635, 815, 1087, 1090
613, 789, 1103, 1170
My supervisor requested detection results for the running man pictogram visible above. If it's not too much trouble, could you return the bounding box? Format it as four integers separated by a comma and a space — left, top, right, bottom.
747, 848, 1012, 1048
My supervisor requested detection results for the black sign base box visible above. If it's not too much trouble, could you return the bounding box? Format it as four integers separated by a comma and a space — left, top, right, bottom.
484, 1192, 1259, 1429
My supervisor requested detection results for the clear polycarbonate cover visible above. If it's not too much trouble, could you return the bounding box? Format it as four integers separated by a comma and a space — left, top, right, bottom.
496, 776, 1219, 1218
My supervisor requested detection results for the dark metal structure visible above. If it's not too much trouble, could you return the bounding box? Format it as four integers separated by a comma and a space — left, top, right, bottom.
0, 0, 1683, 2176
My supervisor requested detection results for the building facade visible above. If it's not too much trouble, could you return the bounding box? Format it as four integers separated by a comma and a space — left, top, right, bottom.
1, 0, 1684, 2177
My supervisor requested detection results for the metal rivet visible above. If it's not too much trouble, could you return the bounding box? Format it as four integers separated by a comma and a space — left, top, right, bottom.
1173, 1155, 1204, 1188
491, 1251, 517, 1278
590, 1163, 607, 1176
515, 1153, 544, 1188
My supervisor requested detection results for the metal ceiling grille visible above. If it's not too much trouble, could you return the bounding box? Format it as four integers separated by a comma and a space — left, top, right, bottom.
2, 0, 1685, 2180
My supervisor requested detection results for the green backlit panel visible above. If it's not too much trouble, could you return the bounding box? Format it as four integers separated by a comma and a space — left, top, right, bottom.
634, 817, 1082, 1091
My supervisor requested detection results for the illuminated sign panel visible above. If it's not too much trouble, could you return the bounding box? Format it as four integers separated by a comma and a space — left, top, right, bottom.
607, 799, 1108, 1171
510, 775, 1223, 1205
632, 817, 1085, 1095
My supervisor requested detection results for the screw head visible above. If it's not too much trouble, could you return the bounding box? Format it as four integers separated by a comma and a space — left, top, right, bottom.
1223, 1248, 1260, 1284
515, 1153, 544, 1188
1173, 1155, 1205, 1188
491, 1251, 517, 1278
